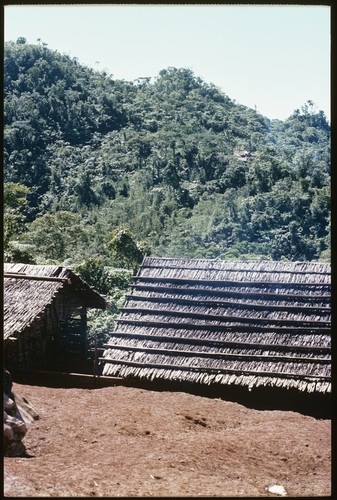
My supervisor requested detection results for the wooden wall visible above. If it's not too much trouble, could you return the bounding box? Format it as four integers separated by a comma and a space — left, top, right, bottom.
5, 288, 89, 373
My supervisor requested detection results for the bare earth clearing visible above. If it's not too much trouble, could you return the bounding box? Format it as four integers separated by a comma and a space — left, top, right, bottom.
4, 382, 331, 497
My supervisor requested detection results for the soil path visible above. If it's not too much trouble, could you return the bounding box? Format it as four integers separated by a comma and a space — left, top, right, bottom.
4, 382, 331, 497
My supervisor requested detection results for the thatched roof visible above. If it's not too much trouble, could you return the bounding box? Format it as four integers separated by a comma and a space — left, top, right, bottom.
101, 257, 331, 394
4, 263, 107, 341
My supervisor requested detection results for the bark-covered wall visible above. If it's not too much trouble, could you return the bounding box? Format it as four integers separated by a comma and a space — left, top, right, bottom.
5, 289, 88, 372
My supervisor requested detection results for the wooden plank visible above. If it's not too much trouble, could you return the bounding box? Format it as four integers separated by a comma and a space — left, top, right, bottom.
116, 318, 330, 334
4, 273, 68, 283
105, 332, 331, 354
132, 275, 331, 289
140, 261, 330, 276
127, 292, 331, 313
99, 357, 331, 381
120, 307, 331, 328
102, 343, 331, 364
131, 283, 331, 304
10, 368, 124, 388
14, 393, 39, 423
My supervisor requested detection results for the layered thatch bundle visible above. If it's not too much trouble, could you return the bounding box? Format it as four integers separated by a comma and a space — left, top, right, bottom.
4, 263, 106, 370
101, 258, 331, 394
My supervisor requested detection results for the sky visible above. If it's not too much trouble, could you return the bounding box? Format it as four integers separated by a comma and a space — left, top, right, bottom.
4, 4, 331, 122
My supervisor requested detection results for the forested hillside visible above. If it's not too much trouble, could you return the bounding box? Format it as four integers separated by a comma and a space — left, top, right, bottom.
4, 38, 331, 268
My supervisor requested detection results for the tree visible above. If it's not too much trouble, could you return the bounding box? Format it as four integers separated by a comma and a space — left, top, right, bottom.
75, 257, 112, 294
108, 227, 151, 272
24, 211, 89, 262
4, 182, 34, 262
75, 259, 133, 348
3, 41, 330, 263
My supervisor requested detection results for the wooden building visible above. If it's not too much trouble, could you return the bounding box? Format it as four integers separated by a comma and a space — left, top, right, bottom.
101, 257, 331, 407
4, 263, 107, 373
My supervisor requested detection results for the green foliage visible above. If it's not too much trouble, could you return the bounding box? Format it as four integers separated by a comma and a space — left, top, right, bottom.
75, 258, 113, 295
4, 182, 35, 262
3, 40, 330, 264
86, 311, 116, 351
23, 211, 89, 262
108, 227, 151, 272
74, 260, 133, 348
3, 40, 330, 376
75, 258, 133, 295
4, 183, 28, 251
4, 182, 29, 209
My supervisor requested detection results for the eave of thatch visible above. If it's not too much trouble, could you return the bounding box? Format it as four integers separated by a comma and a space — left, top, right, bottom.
101, 258, 331, 394
4, 263, 107, 340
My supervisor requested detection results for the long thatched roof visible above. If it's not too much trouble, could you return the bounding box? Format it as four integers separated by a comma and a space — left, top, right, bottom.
101, 257, 331, 394
4, 263, 107, 341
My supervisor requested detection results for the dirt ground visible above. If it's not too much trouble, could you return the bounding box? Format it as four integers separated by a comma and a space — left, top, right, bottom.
4, 381, 331, 497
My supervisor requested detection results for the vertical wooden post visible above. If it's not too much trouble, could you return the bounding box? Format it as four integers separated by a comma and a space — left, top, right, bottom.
80, 307, 87, 355
93, 331, 98, 378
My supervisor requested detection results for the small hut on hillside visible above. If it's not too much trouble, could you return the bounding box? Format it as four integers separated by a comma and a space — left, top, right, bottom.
4, 263, 107, 373
101, 257, 331, 405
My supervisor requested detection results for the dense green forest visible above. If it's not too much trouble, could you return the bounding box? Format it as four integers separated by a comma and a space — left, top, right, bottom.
4, 38, 330, 346
4, 38, 331, 269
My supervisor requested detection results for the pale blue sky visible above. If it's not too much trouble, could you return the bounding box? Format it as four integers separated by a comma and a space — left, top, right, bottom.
4, 4, 331, 121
